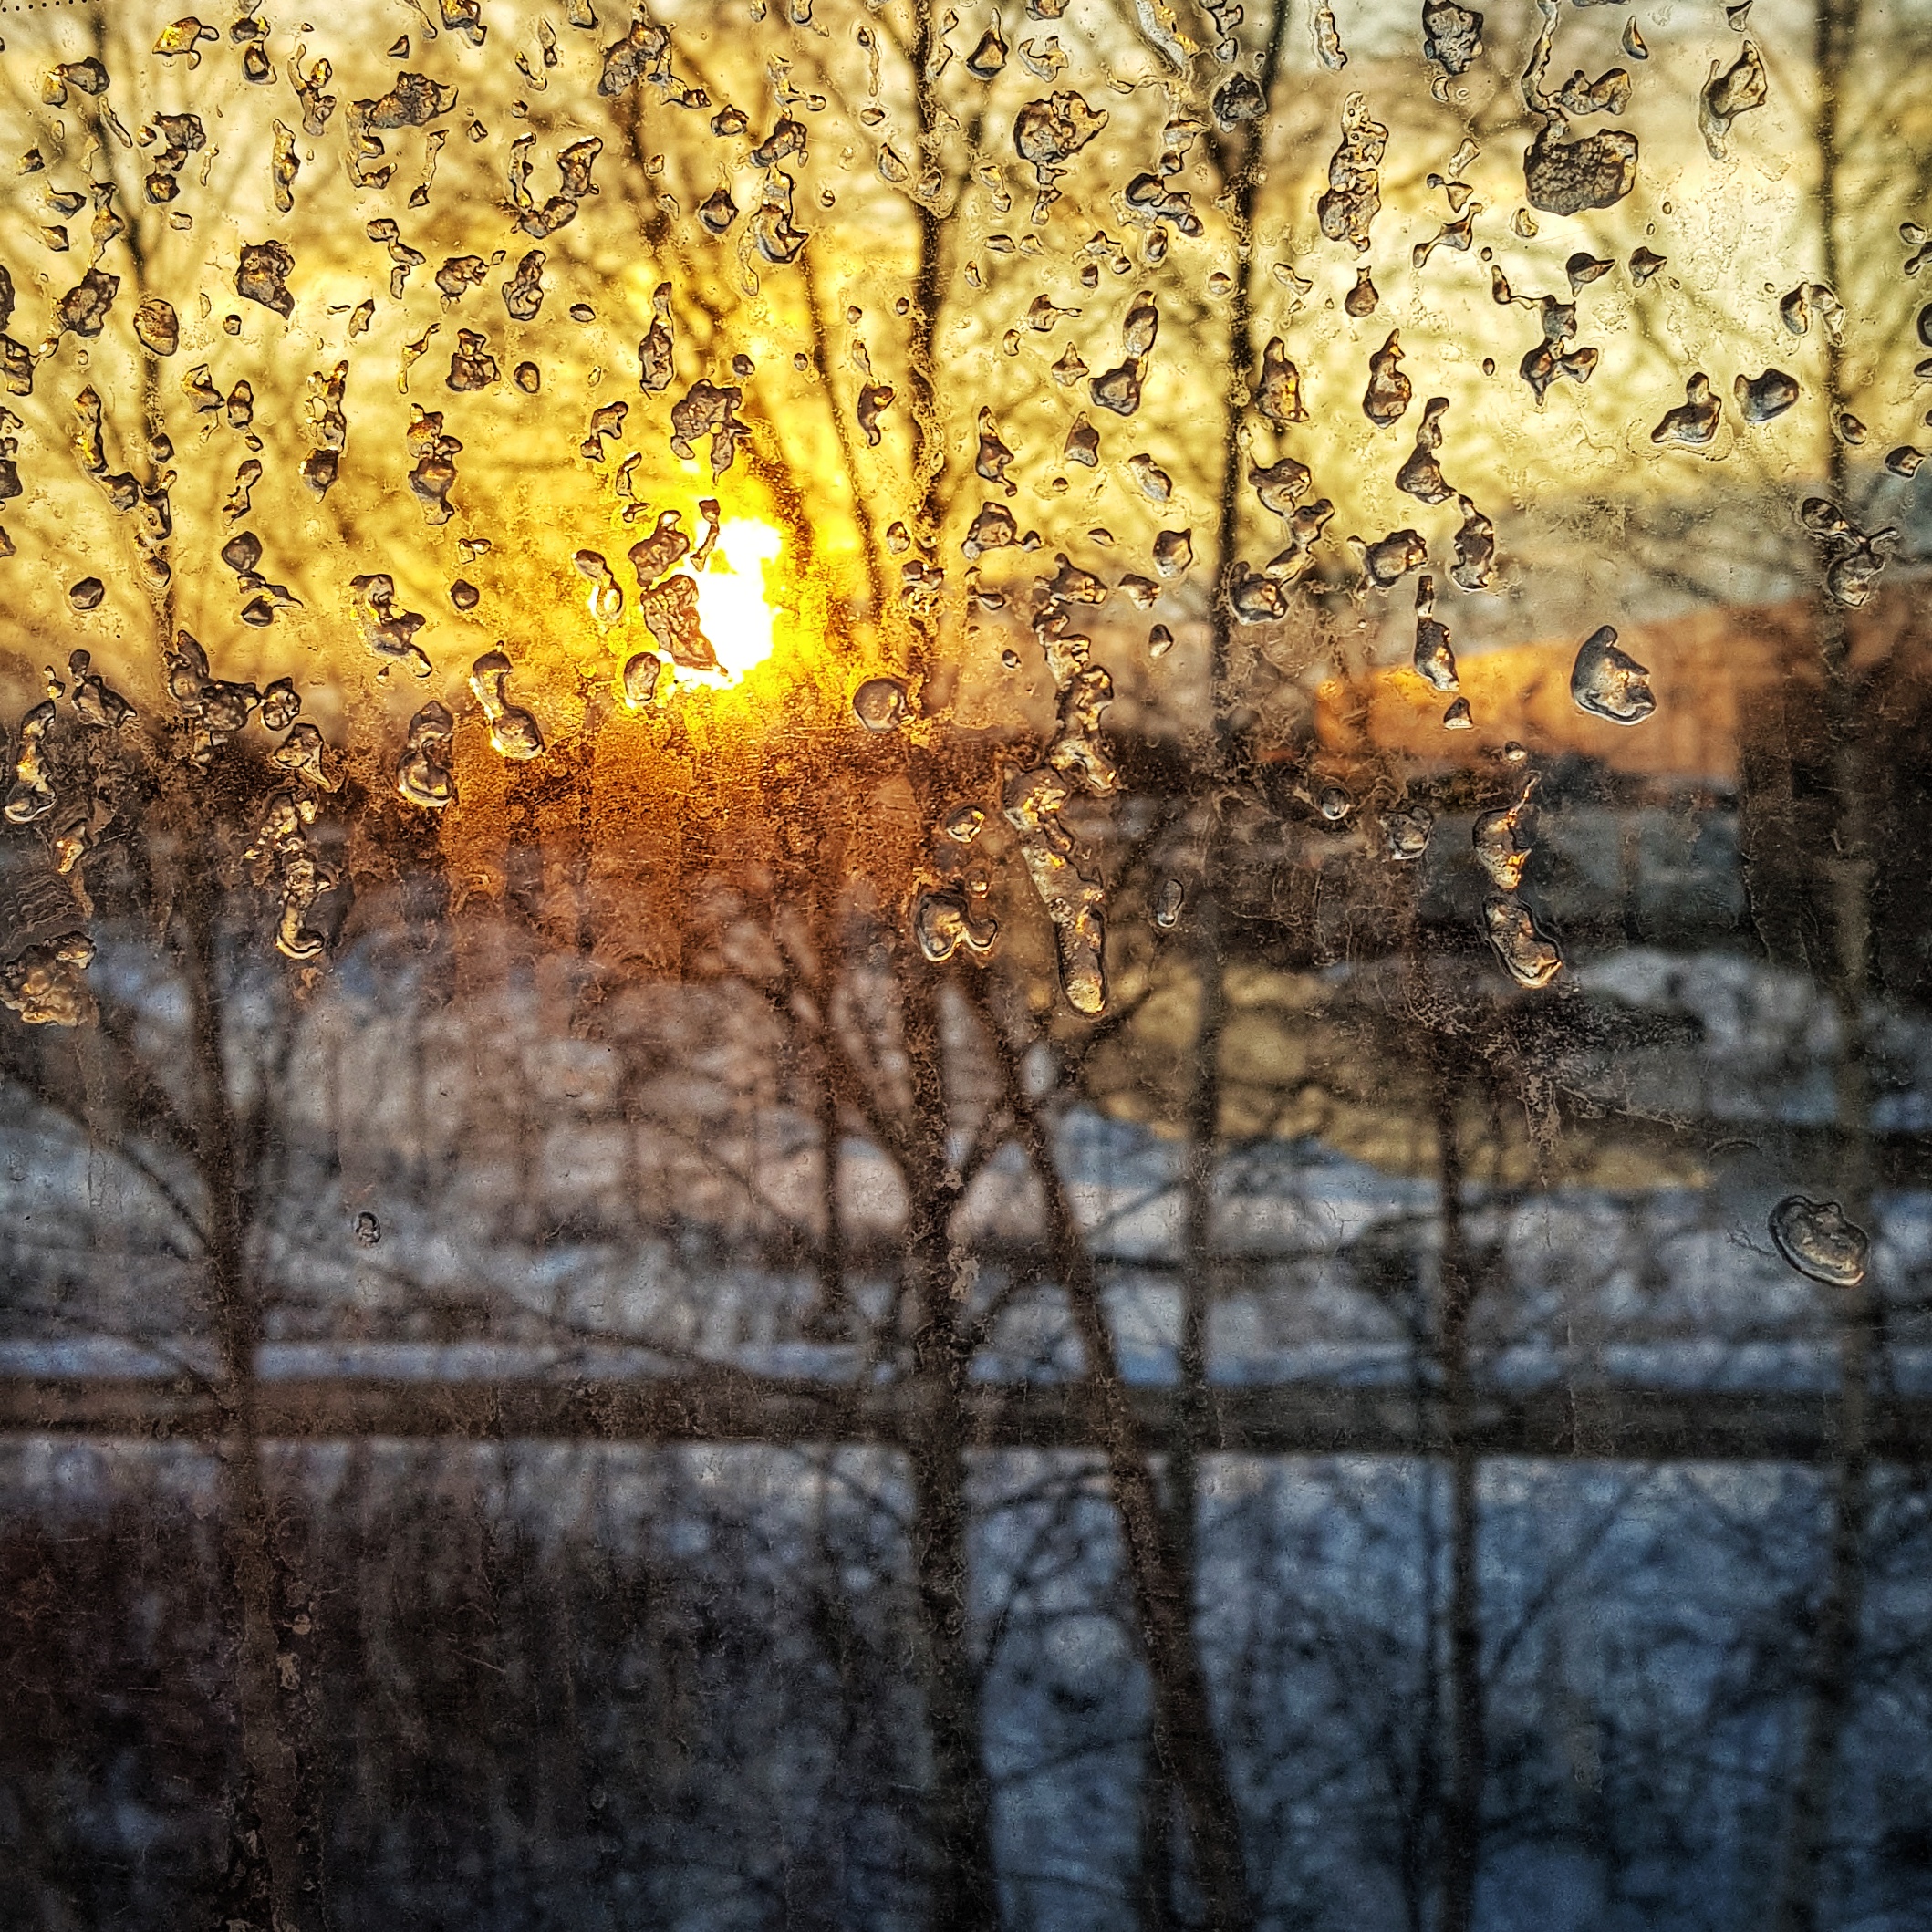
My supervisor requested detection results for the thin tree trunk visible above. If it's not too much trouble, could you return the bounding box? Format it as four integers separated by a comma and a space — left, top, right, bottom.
887, 16, 1001, 1909
902, 975, 1002, 1932
1430, 1057, 1484, 1932
1770, 601, 1876, 1932
971, 991, 1258, 1932
806, 868, 854, 1338
1143, 902, 1228, 1924
1173, 906, 1225, 1584
181, 867, 326, 1931
809, 1050, 852, 1334
905, 1319, 1002, 1932
1771, 1, 1874, 1921
1134, 1716, 1178, 1932
1405, 1449, 1445, 1932
1136, 0, 1288, 1875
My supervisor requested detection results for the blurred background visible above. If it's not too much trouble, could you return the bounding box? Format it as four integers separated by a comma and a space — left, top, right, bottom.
0, 0, 1928, 1927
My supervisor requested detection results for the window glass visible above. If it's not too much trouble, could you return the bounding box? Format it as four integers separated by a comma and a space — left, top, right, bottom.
0, 1, 1927, 1927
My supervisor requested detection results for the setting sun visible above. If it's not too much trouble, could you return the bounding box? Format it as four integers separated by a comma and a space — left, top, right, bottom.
693, 520, 784, 682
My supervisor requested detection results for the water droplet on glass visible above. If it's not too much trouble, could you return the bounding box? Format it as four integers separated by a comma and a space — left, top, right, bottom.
1362, 330, 1411, 426
1518, 295, 1598, 405
1412, 575, 1459, 690
235, 239, 296, 318
469, 649, 545, 761
914, 888, 998, 963
1483, 895, 1563, 988
1423, 0, 1483, 79
1064, 416, 1101, 467
1800, 497, 1897, 608
1003, 764, 1107, 1015
1384, 805, 1433, 861
964, 503, 1019, 556
1768, 1195, 1868, 1288
350, 574, 432, 678
1422, 503, 1480, 600
1651, 373, 1722, 448
966, 26, 1009, 78
1090, 360, 1142, 417
0, 925, 96, 1027
1553, 66, 1631, 116
1256, 338, 1307, 427
1523, 117, 1638, 216
68, 652, 132, 731
1152, 529, 1194, 577
1782, 280, 1844, 343
6, 699, 57, 824
135, 296, 179, 356
260, 680, 304, 734
574, 548, 624, 623
857, 382, 897, 446
1316, 92, 1387, 253
620, 651, 664, 710
1251, 456, 1313, 521
1735, 368, 1799, 424
1309, 0, 1347, 66
1473, 789, 1535, 890
697, 184, 738, 234
1699, 40, 1768, 159
853, 676, 910, 731
1396, 397, 1453, 504
1351, 527, 1427, 588
397, 701, 458, 810
1570, 625, 1656, 724
1565, 252, 1614, 293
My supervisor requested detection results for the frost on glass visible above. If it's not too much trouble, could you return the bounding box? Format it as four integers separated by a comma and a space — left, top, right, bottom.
0, 0, 1929, 1928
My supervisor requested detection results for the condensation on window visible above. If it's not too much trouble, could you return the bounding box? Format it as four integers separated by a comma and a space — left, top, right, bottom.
0, 0, 1927, 1927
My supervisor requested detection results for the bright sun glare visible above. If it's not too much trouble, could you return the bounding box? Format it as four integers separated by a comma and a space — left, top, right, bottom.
692, 519, 784, 682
